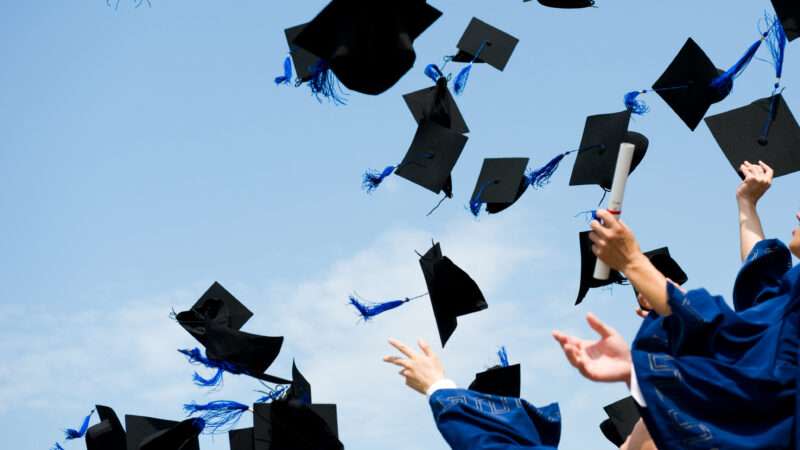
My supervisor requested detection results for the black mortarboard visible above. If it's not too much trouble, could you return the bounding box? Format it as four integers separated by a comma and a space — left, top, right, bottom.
468, 364, 521, 398
86, 405, 126, 450
253, 364, 342, 450
651, 38, 725, 131
419, 242, 488, 347
451, 18, 519, 71
229, 428, 255, 450
176, 282, 288, 385
772, 0, 800, 41
705, 94, 800, 178
125, 415, 201, 450
403, 78, 469, 134
536, 0, 596, 8
470, 158, 530, 215
575, 231, 626, 305
284, 24, 321, 83
292, 0, 442, 95
569, 111, 649, 190
394, 121, 469, 196
599, 397, 640, 447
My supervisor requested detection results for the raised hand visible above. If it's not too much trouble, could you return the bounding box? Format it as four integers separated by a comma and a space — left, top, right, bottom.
383, 338, 445, 395
552, 313, 632, 384
736, 160, 773, 206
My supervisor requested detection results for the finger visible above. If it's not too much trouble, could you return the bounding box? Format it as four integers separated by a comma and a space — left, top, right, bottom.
418, 339, 433, 357
758, 161, 774, 178
591, 244, 601, 256
595, 209, 615, 226
586, 312, 614, 338
552, 330, 569, 345
383, 356, 414, 369
636, 308, 648, 319
590, 221, 612, 239
388, 338, 417, 359
588, 232, 607, 246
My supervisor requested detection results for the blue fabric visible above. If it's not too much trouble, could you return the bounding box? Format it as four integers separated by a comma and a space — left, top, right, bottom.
429, 389, 561, 449
632, 239, 799, 449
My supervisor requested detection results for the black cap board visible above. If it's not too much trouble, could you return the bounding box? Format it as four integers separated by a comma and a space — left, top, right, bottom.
470, 158, 530, 214
125, 415, 201, 450
86, 405, 126, 450
468, 364, 521, 398
284, 24, 321, 83
176, 282, 288, 385
229, 428, 255, 450
536, 0, 596, 8
395, 120, 469, 196
705, 94, 800, 178
403, 78, 470, 134
286, 361, 312, 405
292, 0, 442, 95
569, 110, 649, 190
599, 397, 641, 447
652, 38, 725, 131
451, 18, 519, 71
575, 231, 626, 305
419, 242, 488, 347
772, 0, 799, 41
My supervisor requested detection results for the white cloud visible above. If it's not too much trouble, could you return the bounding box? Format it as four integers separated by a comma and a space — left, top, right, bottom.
1, 212, 623, 450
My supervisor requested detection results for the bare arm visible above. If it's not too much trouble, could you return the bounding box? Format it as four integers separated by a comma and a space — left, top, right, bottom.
590, 210, 673, 316
736, 161, 773, 261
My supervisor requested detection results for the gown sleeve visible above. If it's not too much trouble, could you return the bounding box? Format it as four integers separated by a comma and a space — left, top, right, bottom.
429, 389, 560, 450
732, 239, 792, 311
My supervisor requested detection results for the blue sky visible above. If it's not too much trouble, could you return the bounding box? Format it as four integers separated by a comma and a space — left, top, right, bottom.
0, 1, 798, 449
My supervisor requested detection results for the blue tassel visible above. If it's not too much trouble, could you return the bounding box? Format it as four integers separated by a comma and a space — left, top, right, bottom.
256, 385, 289, 403
425, 64, 445, 83
710, 30, 768, 98
361, 165, 396, 193
469, 181, 494, 217
349, 295, 409, 321
765, 14, 786, 87
274, 56, 293, 86
64, 409, 94, 440
51, 444, 65, 450
497, 347, 509, 367
453, 64, 472, 96
527, 150, 577, 189
184, 401, 249, 434
308, 60, 347, 105
178, 348, 246, 388
624, 90, 650, 115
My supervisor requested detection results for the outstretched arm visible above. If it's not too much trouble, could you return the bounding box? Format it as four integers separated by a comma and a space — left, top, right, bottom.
736, 161, 773, 261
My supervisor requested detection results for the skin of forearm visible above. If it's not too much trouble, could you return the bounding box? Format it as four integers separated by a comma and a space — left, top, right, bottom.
738, 199, 765, 261
623, 254, 672, 316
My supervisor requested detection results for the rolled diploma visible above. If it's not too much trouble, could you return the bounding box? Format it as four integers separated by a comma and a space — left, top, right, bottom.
593, 142, 636, 280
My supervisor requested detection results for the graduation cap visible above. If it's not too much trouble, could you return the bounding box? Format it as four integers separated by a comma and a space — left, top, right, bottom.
291, 0, 442, 96
772, 0, 799, 41
403, 77, 469, 135
569, 110, 649, 190
468, 347, 521, 398
625, 20, 781, 130
276, 24, 322, 85
349, 241, 487, 347
535, 0, 596, 8
575, 231, 627, 305
176, 282, 288, 387
229, 428, 255, 450
253, 363, 343, 450
469, 158, 530, 216
125, 415, 202, 450
86, 405, 126, 450
599, 397, 640, 448
443, 18, 518, 95
705, 94, 800, 178
362, 121, 468, 213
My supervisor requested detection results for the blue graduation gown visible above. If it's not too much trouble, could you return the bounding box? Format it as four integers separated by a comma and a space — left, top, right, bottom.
632, 239, 799, 449
429, 388, 561, 449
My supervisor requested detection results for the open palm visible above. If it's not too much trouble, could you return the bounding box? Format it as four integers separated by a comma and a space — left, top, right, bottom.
552, 313, 632, 383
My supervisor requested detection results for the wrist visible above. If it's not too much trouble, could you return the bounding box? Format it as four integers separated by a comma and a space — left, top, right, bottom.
622, 252, 649, 275
737, 196, 758, 211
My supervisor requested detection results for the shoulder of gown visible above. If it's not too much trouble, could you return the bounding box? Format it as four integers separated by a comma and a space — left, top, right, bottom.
429, 388, 560, 450
733, 238, 793, 311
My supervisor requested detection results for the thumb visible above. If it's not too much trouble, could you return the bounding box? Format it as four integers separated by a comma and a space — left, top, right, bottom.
586, 312, 614, 338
